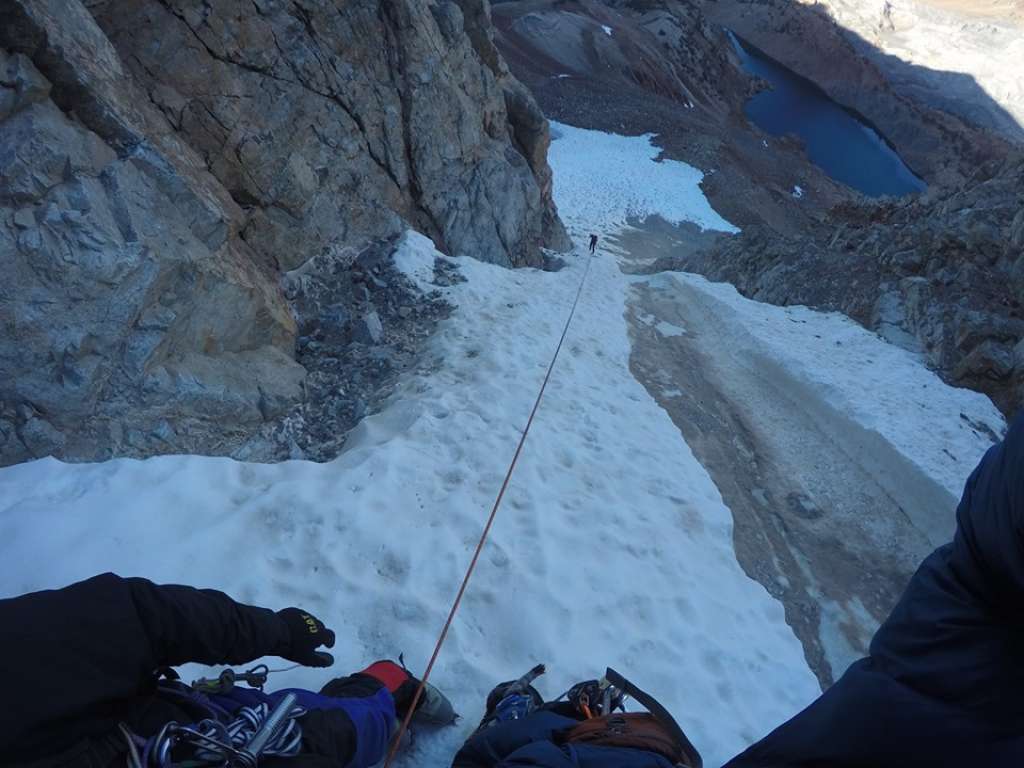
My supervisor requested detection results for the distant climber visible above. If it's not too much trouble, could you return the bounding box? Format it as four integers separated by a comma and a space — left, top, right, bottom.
0, 573, 455, 767
881, 1, 895, 31
451, 665, 702, 767
589, 234, 599, 254
723, 413, 1024, 767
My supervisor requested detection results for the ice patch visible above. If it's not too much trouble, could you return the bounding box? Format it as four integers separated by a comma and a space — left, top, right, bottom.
602, 24, 613, 36
655, 320, 687, 337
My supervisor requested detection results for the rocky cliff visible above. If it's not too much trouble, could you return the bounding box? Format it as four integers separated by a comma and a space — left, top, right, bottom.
0, 0, 568, 466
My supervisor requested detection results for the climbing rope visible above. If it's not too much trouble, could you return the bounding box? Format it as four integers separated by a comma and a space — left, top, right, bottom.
383, 251, 595, 767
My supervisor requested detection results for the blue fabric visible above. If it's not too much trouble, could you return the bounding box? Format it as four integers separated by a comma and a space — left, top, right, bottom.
498, 742, 676, 767
211, 685, 396, 768
724, 414, 1024, 767
494, 693, 540, 723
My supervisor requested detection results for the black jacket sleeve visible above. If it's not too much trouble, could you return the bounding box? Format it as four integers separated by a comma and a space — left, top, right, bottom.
0, 572, 293, 761
123, 574, 292, 666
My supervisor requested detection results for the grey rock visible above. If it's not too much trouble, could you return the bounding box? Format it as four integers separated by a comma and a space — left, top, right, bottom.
87, 0, 566, 268
240, 242, 452, 462
352, 398, 367, 421
1013, 339, 1024, 373
891, 248, 923, 274
0, 0, 303, 465
1011, 208, 1024, 249
319, 304, 351, 343
354, 311, 385, 346
12, 207, 34, 228
432, 2, 466, 43
542, 253, 568, 272
0, 50, 51, 121
20, 416, 65, 458
954, 340, 1016, 381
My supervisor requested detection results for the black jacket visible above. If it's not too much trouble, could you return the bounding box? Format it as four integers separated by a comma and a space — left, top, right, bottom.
451, 709, 677, 768
725, 414, 1024, 767
0, 573, 295, 764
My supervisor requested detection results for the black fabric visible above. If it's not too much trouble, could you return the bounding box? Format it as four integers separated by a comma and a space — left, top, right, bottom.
724, 414, 1024, 767
451, 709, 677, 768
0, 573, 292, 764
453, 710, 583, 768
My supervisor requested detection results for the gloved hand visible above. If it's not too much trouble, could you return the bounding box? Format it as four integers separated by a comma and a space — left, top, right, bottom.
277, 607, 336, 667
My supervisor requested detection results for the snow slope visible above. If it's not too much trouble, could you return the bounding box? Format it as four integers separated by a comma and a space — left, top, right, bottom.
0, 235, 818, 766
0, 125, 814, 766
0, 121, 1004, 768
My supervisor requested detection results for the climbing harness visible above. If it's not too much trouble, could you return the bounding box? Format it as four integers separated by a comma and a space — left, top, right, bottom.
120, 667, 305, 768
382, 254, 595, 768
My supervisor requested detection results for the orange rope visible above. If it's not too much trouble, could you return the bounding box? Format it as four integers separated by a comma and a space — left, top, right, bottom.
382, 253, 594, 767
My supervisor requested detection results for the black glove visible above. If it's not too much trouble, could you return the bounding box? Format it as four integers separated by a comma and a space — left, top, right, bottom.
277, 607, 336, 667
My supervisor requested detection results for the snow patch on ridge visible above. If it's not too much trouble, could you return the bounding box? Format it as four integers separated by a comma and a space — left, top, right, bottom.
548, 121, 739, 235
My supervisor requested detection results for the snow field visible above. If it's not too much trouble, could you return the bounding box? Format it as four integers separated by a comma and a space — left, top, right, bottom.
0, 232, 819, 766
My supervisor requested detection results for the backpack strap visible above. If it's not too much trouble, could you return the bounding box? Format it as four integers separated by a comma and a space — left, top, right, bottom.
603, 668, 703, 768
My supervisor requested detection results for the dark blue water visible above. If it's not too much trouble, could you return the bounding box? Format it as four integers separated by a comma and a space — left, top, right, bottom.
728, 32, 926, 197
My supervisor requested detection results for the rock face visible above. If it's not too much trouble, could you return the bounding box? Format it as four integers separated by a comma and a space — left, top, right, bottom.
0, 0, 568, 466
91, 0, 567, 270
